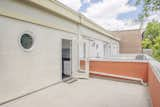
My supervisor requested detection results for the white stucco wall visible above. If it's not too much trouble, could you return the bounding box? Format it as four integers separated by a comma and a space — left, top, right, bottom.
0, 16, 78, 103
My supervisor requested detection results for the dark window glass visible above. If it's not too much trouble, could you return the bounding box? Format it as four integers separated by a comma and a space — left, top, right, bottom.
20, 34, 33, 49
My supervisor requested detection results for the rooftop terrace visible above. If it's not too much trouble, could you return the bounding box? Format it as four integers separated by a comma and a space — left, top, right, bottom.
1, 78, 151, 107
1, 54, 159, 107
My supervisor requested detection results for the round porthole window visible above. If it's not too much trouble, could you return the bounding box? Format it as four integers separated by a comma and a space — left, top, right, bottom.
20, 33, 33, 50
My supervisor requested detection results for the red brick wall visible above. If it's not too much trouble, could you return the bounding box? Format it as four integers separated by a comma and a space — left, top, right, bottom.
148, 65, 160, 107
90, 61, 148, 82
80, 60, 85, 70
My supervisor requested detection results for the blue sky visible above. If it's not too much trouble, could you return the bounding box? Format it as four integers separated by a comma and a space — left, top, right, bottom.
58, 0, 159, 31
117, 1, 143, 21
79, 0, 103, 12
79, 0, 143, 21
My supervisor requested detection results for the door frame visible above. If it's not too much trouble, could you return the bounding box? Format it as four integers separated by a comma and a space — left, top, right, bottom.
77, 37, 90, 78
83, 39, 90, 72
61, 38, 73, 80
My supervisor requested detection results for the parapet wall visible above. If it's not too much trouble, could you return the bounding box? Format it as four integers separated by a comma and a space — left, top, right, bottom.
89, 60, 148, 82
148, 64, 160, 107
89, 59, 160, 107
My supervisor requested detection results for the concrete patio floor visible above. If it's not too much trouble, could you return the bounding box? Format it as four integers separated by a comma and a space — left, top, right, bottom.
2, 78, 151, 107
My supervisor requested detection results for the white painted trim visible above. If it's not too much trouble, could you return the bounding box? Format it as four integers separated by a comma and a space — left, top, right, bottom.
21, 0, 120, 41
89, 58, 148, 63
149, 61, 160, 82
0, 8, 119, 42
18, 31, 36, 52
0, 9, 77, 35
61, 38, 73, 80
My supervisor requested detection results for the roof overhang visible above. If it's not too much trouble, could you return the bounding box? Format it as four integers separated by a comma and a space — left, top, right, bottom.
27, 0, 120, 41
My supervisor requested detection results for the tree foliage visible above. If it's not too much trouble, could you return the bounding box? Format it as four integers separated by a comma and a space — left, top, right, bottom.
133, 0, 160, 61
144, 21, 160, 43
135, 0, 160, 19
142, 38, 152, 48
142, 21, 160, 61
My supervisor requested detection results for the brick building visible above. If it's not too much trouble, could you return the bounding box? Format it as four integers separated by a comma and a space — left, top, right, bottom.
112, 29, 142, 53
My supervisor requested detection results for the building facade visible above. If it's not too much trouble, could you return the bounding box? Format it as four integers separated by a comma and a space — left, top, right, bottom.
0, 0, 119, 104
112, 29, 142, 53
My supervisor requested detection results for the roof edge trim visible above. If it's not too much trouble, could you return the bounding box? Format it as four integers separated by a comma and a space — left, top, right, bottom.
27, 0, 120, 41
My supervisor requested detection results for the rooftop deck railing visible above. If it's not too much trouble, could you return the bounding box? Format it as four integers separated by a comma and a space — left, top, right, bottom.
89, 54, 149, 83
144, 55, 160, 80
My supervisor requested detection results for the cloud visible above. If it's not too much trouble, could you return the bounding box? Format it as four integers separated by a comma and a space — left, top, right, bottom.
146, 11, 160, 22
82, 0, 140, 31
58, 0, 160, 31
141, 11, 160, 29
82, 0, 90, 4
58, 0, 81, 11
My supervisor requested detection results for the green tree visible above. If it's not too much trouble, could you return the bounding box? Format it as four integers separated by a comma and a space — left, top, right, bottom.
152, 36, 160, 61
144, 21, 160, 44
133, 0, 160, 61
135, 0, 160, 19
141, 38, 152, 48
142, 21, 160, 61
